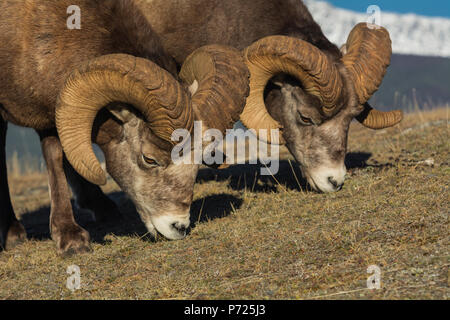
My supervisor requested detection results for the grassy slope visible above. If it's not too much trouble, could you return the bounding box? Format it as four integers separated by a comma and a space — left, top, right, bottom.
0, 108, 448, 300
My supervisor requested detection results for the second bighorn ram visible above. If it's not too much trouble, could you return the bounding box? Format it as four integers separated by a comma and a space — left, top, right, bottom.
139, 0, 404, 192
0, 0, 249, 254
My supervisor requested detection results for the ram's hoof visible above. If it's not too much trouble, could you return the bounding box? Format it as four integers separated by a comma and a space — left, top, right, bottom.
5, 220, 27, 250
53, 224, 91, 256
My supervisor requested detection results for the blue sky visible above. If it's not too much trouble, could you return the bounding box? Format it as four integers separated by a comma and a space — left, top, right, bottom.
326, 0, 450, 18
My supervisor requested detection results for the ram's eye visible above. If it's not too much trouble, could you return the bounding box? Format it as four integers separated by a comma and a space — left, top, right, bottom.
299, 113, 313, 125
142, 155, 158, 166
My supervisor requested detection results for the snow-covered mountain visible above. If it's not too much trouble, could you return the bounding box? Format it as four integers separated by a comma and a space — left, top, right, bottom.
304, 0, 450, 58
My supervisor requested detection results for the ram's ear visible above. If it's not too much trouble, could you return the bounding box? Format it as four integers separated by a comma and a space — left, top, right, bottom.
107, 104, 138, 126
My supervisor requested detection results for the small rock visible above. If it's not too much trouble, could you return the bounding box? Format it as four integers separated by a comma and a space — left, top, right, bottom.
418, 158, 435, 166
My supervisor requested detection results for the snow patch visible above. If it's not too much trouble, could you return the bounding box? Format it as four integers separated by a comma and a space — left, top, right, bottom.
304, 0, 450, 57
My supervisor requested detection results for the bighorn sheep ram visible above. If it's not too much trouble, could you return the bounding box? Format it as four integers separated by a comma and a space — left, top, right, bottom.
0, 0, 249, 253
138, 0, 403, 192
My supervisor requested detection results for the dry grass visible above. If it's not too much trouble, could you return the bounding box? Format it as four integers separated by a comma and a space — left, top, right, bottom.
0, 108, 448, 300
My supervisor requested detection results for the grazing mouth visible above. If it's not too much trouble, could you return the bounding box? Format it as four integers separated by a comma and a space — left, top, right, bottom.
139, 209, 190, 240
304, 166, 346, 193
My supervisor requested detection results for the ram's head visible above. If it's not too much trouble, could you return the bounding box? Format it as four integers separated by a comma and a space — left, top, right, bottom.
56, 45, 249, 240
241, 23, 403, 192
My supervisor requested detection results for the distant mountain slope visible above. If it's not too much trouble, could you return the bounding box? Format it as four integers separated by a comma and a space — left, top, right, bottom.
304, 0, 450, 57
371, 54, 450, 109
6, 125, 43, 172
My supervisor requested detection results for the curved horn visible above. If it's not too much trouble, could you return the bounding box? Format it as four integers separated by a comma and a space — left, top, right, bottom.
342, 23, 391, 104
56, 54, 192, 185
342, 23, 403, 128
357, 103, 403, 129
241, 36, 344, 144
179, 45, 250, 134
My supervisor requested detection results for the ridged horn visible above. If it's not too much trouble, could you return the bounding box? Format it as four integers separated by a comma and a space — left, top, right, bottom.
356, 103, 403, 129
241, 35, 344, 144
342, 23, 403, 129
342, 23, 391, 104
56, 54, 192, 185
179, 45, 250, 134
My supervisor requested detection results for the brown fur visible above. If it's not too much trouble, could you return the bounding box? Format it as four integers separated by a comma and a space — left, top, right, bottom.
0, 0, 247, 253
138, 0, 341, 64
0, 0, 176, 129
0, 0, 183, 253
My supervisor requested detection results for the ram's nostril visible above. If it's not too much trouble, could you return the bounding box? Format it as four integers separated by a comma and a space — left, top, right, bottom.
328, 177, 344, 191
171, 223, 187, 234
328, 177, 338, 188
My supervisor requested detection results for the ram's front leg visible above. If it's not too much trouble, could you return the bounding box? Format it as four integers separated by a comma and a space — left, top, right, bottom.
0, 117, 26, 251
38, 130, 90, 255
